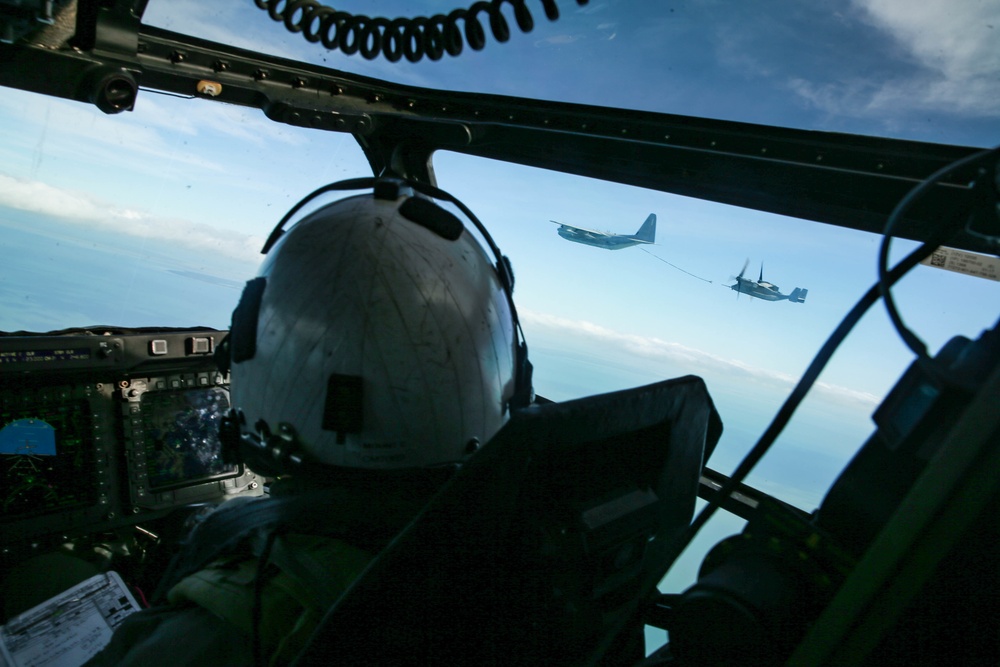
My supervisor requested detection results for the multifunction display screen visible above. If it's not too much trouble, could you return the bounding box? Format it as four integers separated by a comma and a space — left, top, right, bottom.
140, 387, 236, 490
0, 400, 98, 520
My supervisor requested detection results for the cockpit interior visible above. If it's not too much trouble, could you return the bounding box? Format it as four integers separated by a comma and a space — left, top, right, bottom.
0, 1, 997, 665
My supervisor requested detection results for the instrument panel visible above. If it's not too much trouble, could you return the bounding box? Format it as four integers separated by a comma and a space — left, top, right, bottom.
0, 329, 262, 561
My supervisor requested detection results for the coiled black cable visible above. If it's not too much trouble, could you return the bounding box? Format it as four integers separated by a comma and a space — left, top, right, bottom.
253, 0, 589, 63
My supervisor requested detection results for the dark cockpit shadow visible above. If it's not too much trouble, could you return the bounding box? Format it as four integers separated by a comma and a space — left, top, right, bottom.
292, 375, 722, 666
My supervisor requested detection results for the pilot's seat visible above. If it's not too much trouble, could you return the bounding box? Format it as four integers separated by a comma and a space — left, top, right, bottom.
290, 375, 721, 666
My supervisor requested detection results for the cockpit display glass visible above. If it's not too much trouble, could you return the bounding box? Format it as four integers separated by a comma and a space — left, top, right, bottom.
140, 387, 236, 491
0, 399, 98, 520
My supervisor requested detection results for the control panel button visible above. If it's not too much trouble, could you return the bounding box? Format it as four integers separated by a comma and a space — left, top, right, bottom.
187, 337, 214, 355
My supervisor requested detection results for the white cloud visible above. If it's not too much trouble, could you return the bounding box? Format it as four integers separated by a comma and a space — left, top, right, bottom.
812, 380, 882, 407
144, 1, 302, 61
536, 34, 583, 46
522, 310, 880, 409
854, 0, 999, 79
795, 0, 1000, 118
137, 94, 303, 147
0, 91, 249, 182
0, 174, 264, 265
0, 82, 306, 173
578, 2, 609, 16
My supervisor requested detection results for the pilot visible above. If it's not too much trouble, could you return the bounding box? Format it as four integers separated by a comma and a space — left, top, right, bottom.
86, 178, 532, 666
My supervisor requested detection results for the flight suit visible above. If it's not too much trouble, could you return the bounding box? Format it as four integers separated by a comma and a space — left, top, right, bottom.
86, 479, 429, 666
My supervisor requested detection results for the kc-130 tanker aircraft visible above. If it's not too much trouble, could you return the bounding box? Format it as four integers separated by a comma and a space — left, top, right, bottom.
551, 213, 656, 250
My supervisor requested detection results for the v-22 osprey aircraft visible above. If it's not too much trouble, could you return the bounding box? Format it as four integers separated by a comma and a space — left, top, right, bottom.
730, 259, 808, 303
551, 213, 656, 249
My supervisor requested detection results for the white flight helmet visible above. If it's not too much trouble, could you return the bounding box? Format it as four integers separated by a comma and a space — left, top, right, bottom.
226, 179, 531, 474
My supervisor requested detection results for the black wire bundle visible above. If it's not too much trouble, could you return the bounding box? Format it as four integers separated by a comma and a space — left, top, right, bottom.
671, 145, 999, 566
877, 147, 1000, 389
253, 0, 589, 62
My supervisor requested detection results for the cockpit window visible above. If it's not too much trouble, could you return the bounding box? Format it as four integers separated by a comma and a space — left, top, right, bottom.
142, 1, 998, 146
0, 2, 995, 510
431, 150, 999, 511
0, 86, 371, 331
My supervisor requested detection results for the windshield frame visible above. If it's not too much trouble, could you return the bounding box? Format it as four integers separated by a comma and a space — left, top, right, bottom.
0, 3, 987, 255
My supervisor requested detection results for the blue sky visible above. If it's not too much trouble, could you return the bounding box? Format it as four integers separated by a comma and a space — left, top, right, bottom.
140, 0, 1000, 143
1, 1, 998, 515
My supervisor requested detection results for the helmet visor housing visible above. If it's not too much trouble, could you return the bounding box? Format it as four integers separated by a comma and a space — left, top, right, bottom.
230, 190, 519, 471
